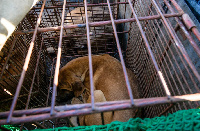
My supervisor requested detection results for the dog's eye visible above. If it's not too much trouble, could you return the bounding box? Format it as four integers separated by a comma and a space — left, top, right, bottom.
59, 82, 73, 91
65, 82, 73, 89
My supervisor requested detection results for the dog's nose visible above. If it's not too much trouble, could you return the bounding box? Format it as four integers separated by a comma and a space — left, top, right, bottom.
56, 96, 61, 103
57, 90, 75, 103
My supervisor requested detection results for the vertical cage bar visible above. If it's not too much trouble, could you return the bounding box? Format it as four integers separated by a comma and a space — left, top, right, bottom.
84, 0, 95, 110
7, 0, 47, 123
50, 0, 67, 115
107, 0, 134, 105
20, 40, 43, 131
25, 39, 43, 109
127, 0, 171, 98
46, 58, 56, 107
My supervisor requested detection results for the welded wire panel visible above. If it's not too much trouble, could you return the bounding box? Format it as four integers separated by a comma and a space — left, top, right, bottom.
0, 0, 199, 129
126, 0, 200, 117
39, 0, 117, 57
0, 35, 49, 111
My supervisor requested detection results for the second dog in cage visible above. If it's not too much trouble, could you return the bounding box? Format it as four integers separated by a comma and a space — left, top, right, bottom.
57, 54, 140, 126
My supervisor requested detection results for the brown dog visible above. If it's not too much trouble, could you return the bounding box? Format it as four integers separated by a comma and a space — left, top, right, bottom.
57, 54, 139, 126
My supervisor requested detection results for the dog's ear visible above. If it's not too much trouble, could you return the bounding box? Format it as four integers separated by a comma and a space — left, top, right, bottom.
81, 68, 88, 82
73, 69, 88, 97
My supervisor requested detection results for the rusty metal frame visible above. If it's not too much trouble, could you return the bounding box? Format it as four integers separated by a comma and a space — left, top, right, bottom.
50, 0, 66, 116
0, 0, 199, 127
6, 0, 47, 123
0, 93, 200, 124
150, 0, 200, 82
84, 0, 95, 110
14, 13, 183, 35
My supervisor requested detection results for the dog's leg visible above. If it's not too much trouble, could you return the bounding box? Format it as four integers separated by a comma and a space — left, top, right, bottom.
69, 117, 78, 127
70, 97, 84, 126
83, 90, 113, 126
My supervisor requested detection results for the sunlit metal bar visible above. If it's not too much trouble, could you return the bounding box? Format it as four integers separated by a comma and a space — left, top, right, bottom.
0, 93, 200, 125
150, 0, 200, 82
157, 1, 200, 93
141, 0, 198, 109
107, 0, 134, 105
20, 40, 44, 131
50, 0, 67, 115
136, 4, 165, 103
84, 0, 95, 110
6, 0, 47, 123
1, 93, 199, 118
25, 39, 43, 109
144, 19, 191, 109
146, 4, 199, 106
127, 0, 171, 98
14, 13, 182, 35
147, 0, 200, 111
136, 1, 170, 100
142, 12, 182, 100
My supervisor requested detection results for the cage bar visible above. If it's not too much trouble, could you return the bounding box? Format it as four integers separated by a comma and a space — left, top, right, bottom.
0, 0, 199, 129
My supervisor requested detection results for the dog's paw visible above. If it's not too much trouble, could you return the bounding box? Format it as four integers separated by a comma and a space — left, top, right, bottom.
71, 97, 83, 104
87, 90, 106, 103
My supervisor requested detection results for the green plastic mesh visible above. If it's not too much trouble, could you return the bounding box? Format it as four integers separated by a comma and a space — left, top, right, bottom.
0, 125, 20, 131
31, 109, 200, 131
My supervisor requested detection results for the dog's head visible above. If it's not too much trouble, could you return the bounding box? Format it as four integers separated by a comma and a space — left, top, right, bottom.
57, 68, 87, 103
57, 81, 74, 103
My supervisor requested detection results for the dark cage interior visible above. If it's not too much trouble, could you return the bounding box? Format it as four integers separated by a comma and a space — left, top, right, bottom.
0, 0, 200, 130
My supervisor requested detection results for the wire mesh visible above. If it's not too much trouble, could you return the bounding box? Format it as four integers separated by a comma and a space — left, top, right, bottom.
0, 0, 199, 129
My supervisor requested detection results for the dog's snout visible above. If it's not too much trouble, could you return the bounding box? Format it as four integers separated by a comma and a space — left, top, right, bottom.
57, 89, 75, 103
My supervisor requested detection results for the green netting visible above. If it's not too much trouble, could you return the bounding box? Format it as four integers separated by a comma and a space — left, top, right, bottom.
31, 109, 200, 131
0, 125, 20, 131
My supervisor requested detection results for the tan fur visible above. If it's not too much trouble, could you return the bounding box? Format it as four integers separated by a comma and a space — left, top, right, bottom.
70, 97, 84, 127
58, 54, 139, 126
83, 90, 113, 126
70, 90, 113, 126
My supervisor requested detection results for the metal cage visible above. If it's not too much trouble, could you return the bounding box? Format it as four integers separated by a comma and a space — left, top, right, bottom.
0, 0, 199, 130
